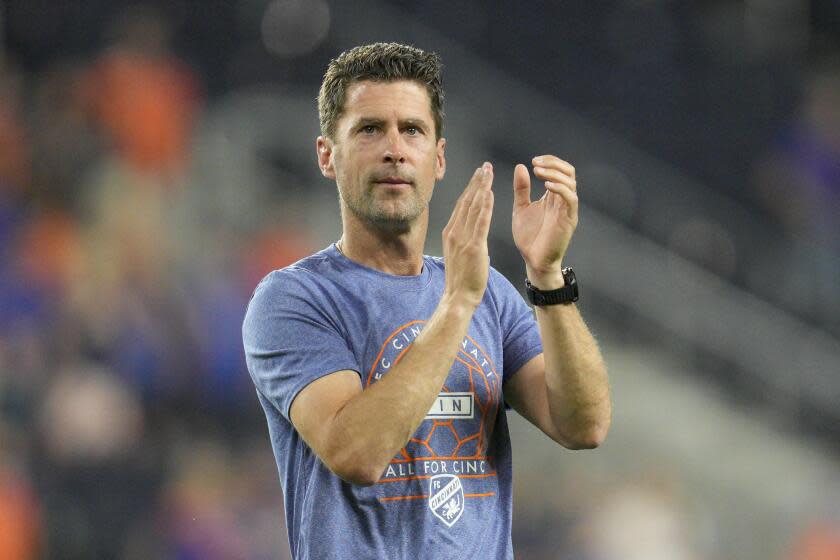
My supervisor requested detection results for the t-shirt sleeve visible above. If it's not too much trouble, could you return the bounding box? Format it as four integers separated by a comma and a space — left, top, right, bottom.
490, 268, 543, 383
242, 269, 361, 420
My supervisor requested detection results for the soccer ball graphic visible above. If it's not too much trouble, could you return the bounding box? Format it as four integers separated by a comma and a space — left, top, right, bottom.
366, 322, 500, 463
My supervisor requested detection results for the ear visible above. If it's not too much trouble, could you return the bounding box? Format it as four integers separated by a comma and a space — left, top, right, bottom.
316, 136, 336, 179
435, 137, 446, 180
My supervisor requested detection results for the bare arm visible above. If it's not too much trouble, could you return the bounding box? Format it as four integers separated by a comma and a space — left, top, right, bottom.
290, 164, 495, 485
505, 298, 610, 449
505, 156, 611, 449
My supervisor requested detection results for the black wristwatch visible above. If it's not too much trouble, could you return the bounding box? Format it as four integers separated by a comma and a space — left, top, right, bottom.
525, 267, 579, 306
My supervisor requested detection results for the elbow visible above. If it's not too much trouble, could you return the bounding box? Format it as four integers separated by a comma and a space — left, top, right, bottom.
563, 431, 605, 450
560, 421, 610, 450
316, 414, 389, 486
322, 448, 386, 487
557, 394, 612, 450
332, 465, 382, 487
337, 464, 383, 487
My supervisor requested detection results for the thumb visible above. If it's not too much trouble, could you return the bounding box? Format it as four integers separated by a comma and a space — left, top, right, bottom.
513, 164, 531, 210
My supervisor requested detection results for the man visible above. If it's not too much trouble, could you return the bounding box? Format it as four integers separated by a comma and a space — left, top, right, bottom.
243, 43, 610, 559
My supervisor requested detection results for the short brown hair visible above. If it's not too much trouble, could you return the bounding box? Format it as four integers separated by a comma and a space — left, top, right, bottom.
318, 42, 444, 139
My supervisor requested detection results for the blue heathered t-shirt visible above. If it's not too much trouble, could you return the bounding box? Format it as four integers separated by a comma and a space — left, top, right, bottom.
242, 244, 543, 560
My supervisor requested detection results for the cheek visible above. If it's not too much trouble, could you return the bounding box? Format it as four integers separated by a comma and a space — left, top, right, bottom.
334, 151, 353, 179
335, 156, 368, 193
338, 147, 370, 174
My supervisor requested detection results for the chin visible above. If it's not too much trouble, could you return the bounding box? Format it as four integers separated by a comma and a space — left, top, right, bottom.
368, 213, 414, 234
347, 198, 424, 233
369, 206, 423, 232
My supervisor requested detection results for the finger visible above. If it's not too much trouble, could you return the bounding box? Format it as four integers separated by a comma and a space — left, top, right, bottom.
513, 164, 531, 209
547, 190, 557, 210
462, 163, 492, 224
455, 166, 484, 212
464, 189, 485, 236
533, 166, 577, 191
473, 188, 494, 242
461, 162, 492, 206
445, 166, 483, 233
465, 164, 493, 233
532, 155, 575, 178
545, 181, 579, 219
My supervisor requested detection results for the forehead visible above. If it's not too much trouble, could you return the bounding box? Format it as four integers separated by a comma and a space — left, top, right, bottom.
340, 80, 433, 124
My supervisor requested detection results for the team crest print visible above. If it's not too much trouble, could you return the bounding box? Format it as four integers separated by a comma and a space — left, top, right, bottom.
428, 475, 464, 527
368, 320, 501, 523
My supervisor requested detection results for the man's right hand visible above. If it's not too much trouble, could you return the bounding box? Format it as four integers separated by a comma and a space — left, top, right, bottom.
441, 162, 495, 309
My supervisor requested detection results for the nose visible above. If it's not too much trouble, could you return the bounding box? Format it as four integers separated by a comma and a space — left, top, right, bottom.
383, 149, 404, 164
383, 129, 405, 164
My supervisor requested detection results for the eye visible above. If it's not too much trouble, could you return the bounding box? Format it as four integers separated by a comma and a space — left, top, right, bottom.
360, 125, 378, 134
405, 126, 420, 136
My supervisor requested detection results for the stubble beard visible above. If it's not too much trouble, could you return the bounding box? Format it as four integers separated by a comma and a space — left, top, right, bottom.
341, 183, 425, 235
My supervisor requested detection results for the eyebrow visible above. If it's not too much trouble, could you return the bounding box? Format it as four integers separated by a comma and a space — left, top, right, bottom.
353, 117, 431, 129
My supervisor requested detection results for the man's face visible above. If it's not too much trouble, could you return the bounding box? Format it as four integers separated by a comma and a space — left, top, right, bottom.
317, 80, 446, 231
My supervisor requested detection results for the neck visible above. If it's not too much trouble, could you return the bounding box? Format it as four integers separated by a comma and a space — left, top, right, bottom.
338, 210, 428, 276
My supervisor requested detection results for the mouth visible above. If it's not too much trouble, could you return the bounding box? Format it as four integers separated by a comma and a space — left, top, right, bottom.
373, 176, 413, 188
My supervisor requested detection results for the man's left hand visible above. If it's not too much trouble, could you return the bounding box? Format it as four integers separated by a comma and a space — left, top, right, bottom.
512, 155, 578, 288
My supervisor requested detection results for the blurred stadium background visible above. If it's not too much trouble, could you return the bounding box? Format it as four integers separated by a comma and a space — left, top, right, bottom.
1, 1, 839, 558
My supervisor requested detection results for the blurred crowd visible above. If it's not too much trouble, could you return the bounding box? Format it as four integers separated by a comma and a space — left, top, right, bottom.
0, 8, 310, 558
1, 2, 839, 559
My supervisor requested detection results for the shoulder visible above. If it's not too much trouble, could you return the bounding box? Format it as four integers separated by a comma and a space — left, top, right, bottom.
246, 267, 313, 315
249, 249, 342, 301
243, 250, 344, 326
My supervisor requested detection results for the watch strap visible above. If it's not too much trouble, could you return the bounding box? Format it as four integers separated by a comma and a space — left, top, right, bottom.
525, 267, 579, 305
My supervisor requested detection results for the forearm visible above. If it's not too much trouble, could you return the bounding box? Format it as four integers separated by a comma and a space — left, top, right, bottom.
326, 295, 476, 483
529, 268, 611, 448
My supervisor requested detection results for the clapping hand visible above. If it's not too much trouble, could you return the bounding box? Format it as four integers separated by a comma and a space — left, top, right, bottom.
512, 156, 578, 288
442, 162, 495, 309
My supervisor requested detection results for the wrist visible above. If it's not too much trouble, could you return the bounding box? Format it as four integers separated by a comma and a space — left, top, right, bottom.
439, 292, 479, 319
525, 264, 565, 290
525, 266, 579, 306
